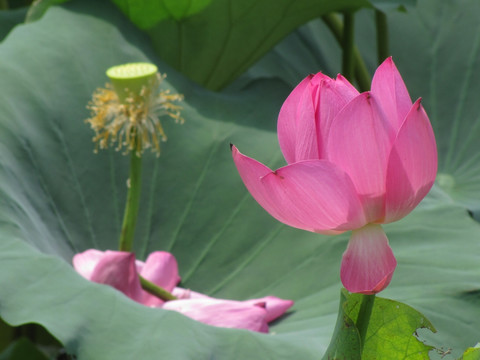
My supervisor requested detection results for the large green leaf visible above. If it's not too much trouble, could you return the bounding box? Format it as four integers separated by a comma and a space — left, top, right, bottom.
0, 7, 27, 42
0, 338, 49, 360
110, 0, 213, 27
0, 0, 479, 359
323, 290, 436, 360
24, 0, 71, 22
110, 0, 415, 31
463, 344, 480, 360
146, 0, 414, 90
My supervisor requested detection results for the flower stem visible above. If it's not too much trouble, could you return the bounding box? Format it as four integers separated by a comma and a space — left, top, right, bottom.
341, 12, 355, 82
139, 275, 177, 301
118, 150, 142, 252
321, 13, 371, 92
375, 10, 389, 64
356, 293, 376, 353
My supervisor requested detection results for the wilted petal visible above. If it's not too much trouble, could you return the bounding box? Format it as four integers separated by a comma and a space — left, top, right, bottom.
163, 298, 269, 332
140, 251, 181, 292
172, 291, 293, 323
371, 57, 412, 132
384, 99, 437, 223
72, 249, 105, 280
340, 224, 396, 294
243, 296, 294, 322
278, 75, 320, 163
326, 92, 394, 222
90, 251, 143, 302
172, 287, 209, 300
232, 146, 366, 233
137, 251, 182, 307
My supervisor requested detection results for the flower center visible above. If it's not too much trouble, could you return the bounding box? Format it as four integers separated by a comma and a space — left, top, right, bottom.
85, 63, 184, 156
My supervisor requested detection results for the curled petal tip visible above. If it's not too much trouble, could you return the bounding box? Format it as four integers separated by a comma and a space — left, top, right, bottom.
414, 98, 423, 109
244, 296, 294, 322
231, 144, 240, 156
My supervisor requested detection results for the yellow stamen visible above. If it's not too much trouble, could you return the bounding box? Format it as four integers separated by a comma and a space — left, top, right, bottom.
85, 63, 184, 157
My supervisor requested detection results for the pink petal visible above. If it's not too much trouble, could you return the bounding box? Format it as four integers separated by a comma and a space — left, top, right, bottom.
384, 99, 437, 223
171, 290, 293, 323
163, 298, 269, 332
232, 146, 366, 233
313, 75, 360, 157
332, 74, 360, 99
72, 249, 105, 280
90, 251, 143, 302
278, 75, 320, 163
371, 57, 412, 133
172, 287, 210, 300
138, 251, 182, 307
326, 92, 394, 223
277, 73, 360, 163
292, 86, 321, 161
231, 145, 283, 221
135, 259, 145, 273
340, 224, 396, 294
140, 251, 181, 292
243, 296, 294, 322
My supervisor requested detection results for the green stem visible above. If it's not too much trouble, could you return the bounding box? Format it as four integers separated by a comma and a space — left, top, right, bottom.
322, 13, 371, 92
139, 275, 177, 301
356, 294, 376, 353
342, 12, 355, 82
118, 151, 142, 252
375, 10, 389, 64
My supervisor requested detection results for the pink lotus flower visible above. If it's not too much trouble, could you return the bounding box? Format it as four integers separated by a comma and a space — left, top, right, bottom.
73, 250, 293, 332
232, 57, 437, 294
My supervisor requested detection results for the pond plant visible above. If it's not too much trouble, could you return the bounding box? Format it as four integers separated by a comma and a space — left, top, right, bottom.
0, 0, 479, 359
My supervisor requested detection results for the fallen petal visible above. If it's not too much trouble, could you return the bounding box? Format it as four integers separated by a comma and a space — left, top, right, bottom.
72, 249, 105, 280
172, 287, 209, 300
243, 296, 294, 322
137, 251, 182, 307
163, 298, 269, 332
90, 251, 143, 302
340, 224, 396, 294
140, 251, 181, 292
